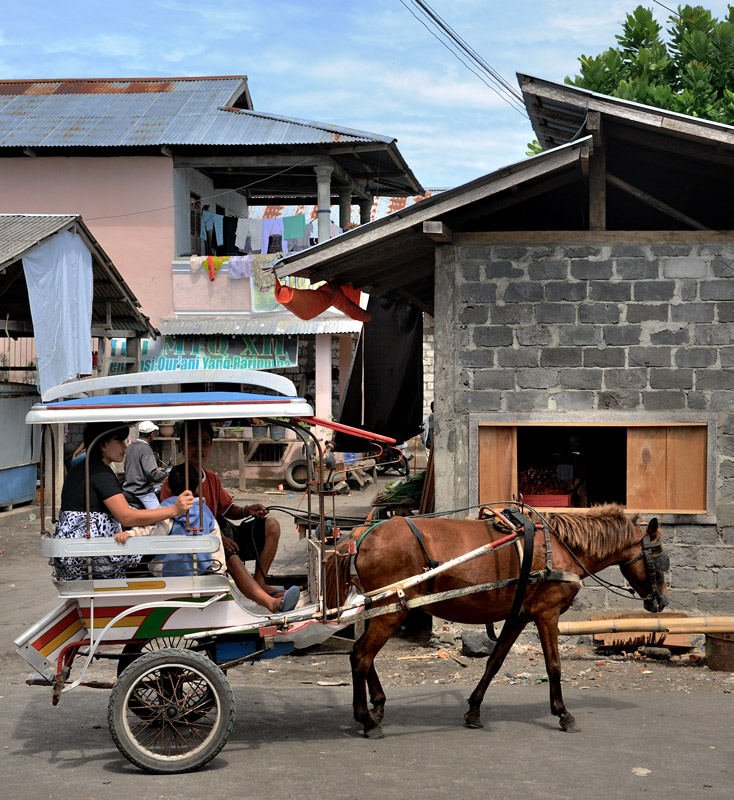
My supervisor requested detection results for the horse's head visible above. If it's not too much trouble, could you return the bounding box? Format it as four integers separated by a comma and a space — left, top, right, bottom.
619, 518, 670, 613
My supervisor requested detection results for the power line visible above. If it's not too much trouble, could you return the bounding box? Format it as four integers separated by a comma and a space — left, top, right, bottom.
414, 0, 525, 105
85, 156, 317, 222
398, 0, 528, 117
644, 1, 734, 53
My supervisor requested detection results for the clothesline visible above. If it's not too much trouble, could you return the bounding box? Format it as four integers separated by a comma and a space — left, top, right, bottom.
189, 253, 280, 283
201, 211, 344, 255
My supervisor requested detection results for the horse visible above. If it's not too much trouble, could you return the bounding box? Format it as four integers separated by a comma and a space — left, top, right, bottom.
325, 504, 669, 738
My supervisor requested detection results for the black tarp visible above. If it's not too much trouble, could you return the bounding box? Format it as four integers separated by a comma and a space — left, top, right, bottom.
334, 295, 423, 452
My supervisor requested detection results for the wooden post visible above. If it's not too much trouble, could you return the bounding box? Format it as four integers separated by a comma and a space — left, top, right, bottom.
587, 111, 606, 231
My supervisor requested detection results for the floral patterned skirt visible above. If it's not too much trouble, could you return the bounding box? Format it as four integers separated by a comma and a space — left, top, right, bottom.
54, 510, 141, 580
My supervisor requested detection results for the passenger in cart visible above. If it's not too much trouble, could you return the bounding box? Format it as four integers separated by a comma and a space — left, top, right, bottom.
117, 464, 299, 614
160, 420, 287, 599
54, 423, 196, 581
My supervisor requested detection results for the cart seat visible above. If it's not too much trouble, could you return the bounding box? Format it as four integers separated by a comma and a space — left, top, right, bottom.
40, 534, 229, 598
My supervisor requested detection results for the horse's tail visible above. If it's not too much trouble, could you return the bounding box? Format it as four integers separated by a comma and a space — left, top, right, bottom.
324, 539, 355, 608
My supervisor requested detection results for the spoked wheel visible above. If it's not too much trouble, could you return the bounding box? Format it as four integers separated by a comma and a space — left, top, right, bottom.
117, 637, 197, 677
108, 648, 235, 773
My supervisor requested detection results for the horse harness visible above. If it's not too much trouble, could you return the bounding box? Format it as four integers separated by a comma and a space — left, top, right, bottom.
402, 509, 581, 646
620, 529, 669, 611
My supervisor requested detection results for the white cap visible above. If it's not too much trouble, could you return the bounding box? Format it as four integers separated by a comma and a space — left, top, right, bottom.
138, 421, 159, 434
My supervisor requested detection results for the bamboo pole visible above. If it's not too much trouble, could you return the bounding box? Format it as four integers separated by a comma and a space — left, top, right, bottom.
558, 616, 734, 636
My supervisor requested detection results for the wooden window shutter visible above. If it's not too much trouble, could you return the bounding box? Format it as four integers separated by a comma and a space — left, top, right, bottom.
627, 426, 706, 512
478, 426, 516, 504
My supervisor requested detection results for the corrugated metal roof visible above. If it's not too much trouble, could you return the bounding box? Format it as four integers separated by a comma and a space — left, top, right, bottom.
0, 77, 390, 148
159, 315, 361, 337
0, 213, 77, 269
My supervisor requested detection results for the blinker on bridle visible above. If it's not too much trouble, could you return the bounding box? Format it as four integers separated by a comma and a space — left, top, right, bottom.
621, 531, 669, 607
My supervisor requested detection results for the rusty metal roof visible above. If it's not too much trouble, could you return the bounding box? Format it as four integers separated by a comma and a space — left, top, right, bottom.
159, 314, 361, 337
0, 76, 423, 197
0, 77, 388, 148
0, 213, 157, 337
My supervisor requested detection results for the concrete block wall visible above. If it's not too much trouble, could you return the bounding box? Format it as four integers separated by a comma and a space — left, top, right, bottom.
434, 236, 734, 614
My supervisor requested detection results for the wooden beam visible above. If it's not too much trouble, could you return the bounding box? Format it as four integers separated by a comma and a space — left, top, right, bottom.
397, 288, 433, 315
0, 319, 34, 335
606, 173, 710, 230
422, 221, 453, 243
275, 144, 586, 278
587, 111, 606, 231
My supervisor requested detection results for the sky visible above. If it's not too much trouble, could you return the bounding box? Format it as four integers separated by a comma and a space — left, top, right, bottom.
3, 1, 734, 190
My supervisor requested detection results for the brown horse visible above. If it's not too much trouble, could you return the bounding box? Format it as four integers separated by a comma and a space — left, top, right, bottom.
325, 504, 669, 738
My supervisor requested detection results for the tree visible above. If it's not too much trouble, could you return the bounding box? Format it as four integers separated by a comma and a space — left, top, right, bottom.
527, 5, 734, 153
568, 4, 734, 122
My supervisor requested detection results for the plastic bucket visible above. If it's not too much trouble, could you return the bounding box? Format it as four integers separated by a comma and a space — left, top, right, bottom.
705, 633, 734, 671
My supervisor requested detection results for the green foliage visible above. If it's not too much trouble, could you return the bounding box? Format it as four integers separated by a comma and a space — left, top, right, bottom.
564, 4, 734, 125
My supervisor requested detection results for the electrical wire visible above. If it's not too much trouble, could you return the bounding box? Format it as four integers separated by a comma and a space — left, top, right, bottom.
413, 0, 525, 105
398, 0, 528, 117
84, 155, 317, 222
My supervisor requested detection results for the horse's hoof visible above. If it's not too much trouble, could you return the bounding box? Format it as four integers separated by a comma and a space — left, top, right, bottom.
464, 713, 483, 729
363, 725, 385, 739
560, 719, 581, 733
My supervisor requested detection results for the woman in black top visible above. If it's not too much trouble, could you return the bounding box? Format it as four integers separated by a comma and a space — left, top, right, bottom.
55, 422, 194, 580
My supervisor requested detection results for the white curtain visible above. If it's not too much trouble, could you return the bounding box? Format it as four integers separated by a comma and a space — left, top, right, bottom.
22, 230, 93, 398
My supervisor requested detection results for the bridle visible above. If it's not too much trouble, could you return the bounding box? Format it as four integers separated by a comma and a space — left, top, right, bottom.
620, 529, 670, 612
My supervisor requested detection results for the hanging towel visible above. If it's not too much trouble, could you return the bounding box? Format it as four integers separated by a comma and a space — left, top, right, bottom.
228, 255, 253, 279
206, 256, 227, 281
189, 255, 206, 273
201, 211, 224, 245
283, 213, 306, 240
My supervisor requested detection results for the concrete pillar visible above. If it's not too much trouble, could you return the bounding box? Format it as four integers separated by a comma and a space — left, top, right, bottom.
314, 165, 334, 243
339, 186, 352, 230
359, 196, 373, 225
314, 333, 332, 424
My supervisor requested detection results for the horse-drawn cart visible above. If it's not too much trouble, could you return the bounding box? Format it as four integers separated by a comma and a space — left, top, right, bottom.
14, 369, 399, 772
15, 368, 672, 768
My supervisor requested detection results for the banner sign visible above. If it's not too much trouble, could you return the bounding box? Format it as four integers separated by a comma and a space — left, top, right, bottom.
109, 335, 298, 373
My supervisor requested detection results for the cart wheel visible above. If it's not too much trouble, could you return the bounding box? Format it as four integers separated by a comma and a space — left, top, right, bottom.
285, 459, 309, 491
396, 455, 410, 477
108, 648, 235, 774
117, 637, 199, 677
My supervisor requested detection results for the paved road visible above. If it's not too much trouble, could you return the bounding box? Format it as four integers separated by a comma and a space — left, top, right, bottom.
0, 679, 731, 800
2, 492, 732, 799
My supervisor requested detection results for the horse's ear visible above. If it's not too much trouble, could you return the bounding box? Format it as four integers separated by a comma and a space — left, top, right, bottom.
647, 518, 659, 536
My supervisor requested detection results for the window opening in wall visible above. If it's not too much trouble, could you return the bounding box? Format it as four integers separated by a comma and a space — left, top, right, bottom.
517, 427, 627, 508
478, 422, 708, 514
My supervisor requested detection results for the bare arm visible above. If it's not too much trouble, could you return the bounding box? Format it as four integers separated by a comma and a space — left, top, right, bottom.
114, 519, 173, 544
104, 490, 194, 528
226, 502, 268, 520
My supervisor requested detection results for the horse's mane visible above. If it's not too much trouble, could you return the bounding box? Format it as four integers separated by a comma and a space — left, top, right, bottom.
545, 504, 640, 559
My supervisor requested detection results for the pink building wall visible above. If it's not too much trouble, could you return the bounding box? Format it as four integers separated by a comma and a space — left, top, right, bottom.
0, 157, 175, 326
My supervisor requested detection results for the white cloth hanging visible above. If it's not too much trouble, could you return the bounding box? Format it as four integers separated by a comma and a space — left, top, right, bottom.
22, 230, 93, 398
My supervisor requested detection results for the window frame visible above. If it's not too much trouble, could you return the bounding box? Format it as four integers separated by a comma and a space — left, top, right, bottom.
468, 412, 717, 522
